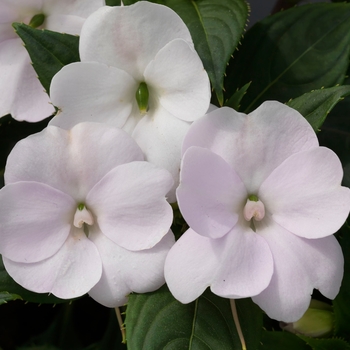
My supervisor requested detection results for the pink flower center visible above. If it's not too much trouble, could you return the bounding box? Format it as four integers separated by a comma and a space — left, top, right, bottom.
243, 196, 265, 222
73, 204, 94, 228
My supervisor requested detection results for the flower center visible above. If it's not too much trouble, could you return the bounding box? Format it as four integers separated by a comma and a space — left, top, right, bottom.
135, 82, 149, 114
243, 195, 265, 222
29, 14, 45, 28
73, 203, 94, 229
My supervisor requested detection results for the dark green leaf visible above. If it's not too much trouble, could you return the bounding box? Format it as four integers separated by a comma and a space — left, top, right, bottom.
225, 3, 350, 113
299, 335, 350, 350
258, 331, 311, 350
0, 255, 71, 304
123, 0, 248, 105
12, 23, 80, 94
105, 0, 121, 5
225, 82, 251, 111
333, 224, 350, 341
125, 285, 263, 350
287, 85, 350, 131
0, 291, 22, 305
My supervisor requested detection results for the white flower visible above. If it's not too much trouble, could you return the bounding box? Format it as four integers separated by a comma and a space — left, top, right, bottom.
0, 0, 103, 122
0, 122, 174, 307
49, 2, 211, 202
164, 101, 350, 322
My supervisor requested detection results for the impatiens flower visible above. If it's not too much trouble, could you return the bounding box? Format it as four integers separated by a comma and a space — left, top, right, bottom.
0, 122, 174, 307
0, 0, 103, 122
49, 2, 211, 202
164, 101, 350, 322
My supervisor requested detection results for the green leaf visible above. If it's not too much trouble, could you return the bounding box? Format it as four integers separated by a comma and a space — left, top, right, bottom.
333, 224, 350, 341
0, 255, 71, 304
298, 336, 350, 350
125, 285, 263, 350
225, 82, 251, 111
258, 331, 311, 350
105, 0, 121, 5
0, 291, 22, 305
225, 3, 350, 113
123, 0, 248, 105
12, 23, 80, 94
287, 85, 350, 131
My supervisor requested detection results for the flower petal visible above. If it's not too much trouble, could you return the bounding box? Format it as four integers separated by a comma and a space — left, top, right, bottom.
177, 146, 247, 239
5, 123, 144, 200
165, 226, 273, 303
87, 161, 173, 251
50, 62, 136, 129
144, 39, 210, 122
44, 14, 85, 35
79, 2, 192, 80
183, 102, 319, 193
88, 227, 175, 307
0, 182, 75, 263
260, 147, 350, 238
132, 108, 191, 203
3, 227, 102, 299
0, 39, 54, 121
253, 217, 344, 322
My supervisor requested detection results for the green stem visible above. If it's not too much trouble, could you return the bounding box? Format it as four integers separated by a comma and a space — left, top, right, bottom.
230, 299, 247, 350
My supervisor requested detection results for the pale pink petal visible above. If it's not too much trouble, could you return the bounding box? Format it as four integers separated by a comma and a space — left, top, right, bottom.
132, 107, 191, 203
0, 39, 54, 121
177, 147, 247, 239
44, 14, 85, 35
5, 123, 144, 200
43, 0, 103, 18
88, 227, 175, 307
50, 62, 136, 129
0, 182, 75, 263
260, 147, 350, 239
79, 2, 192, 80
183, 102, 319, 193
144, 39, 210, 122
87, 161, 173, 251
253, 217, 344, 322
165, 226, 273, 304
3, 228, 102, 299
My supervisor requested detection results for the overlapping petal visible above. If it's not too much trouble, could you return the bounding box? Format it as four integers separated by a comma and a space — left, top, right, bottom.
165, 226, 273, 304
253, 217, 344, 322
3, 228, 102, 299
87, 161, 173, 251
80, 3, 192, 80
177, 146, 247, 239
260, 147, 350, 238
183, 102, 319, 193
0, 182, 75, 263
50, 62, 136, 129
88, 228, 175, 307
5, 123, 144, 200
144, 39, 210, 121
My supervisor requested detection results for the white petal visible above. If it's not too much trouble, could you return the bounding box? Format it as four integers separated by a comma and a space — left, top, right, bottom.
79, 2, 192, 80
0, 39, 54, 121
44, 14, 85, 35
165, 226, 273, 303
260, 147, 350, 238
253, 217, 344, 322
177, 147, 247, 239
50, 62, 136, 129
144, 39, 210, 122
88, 228, 175, 307
0, 182, 75, 263
5, 123, 144, 200
87, 161, 173, 251
3, 228, 102, 299
132, 107, 191, 203
183, 102, 319, 193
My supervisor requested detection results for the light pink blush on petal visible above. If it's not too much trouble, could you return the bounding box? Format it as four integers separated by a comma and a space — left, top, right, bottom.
177, 146, 247, 239
3, 228, 102, 299
0, 182, 75, 263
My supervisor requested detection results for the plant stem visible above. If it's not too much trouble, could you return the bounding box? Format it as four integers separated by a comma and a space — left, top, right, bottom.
115, 307, 126, 344
230, 299, 247, 350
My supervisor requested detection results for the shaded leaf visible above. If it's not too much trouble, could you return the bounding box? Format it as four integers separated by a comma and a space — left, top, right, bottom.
225, 3, 350, 113
287, 85, 350, 131
225, 82, 251, 111
125, 285, 263, 350
258, 331, 311, 350
12, 23, 80, 94
299, 335, 350, 350
0, 291, 22, 305
123, 0, 248, 105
